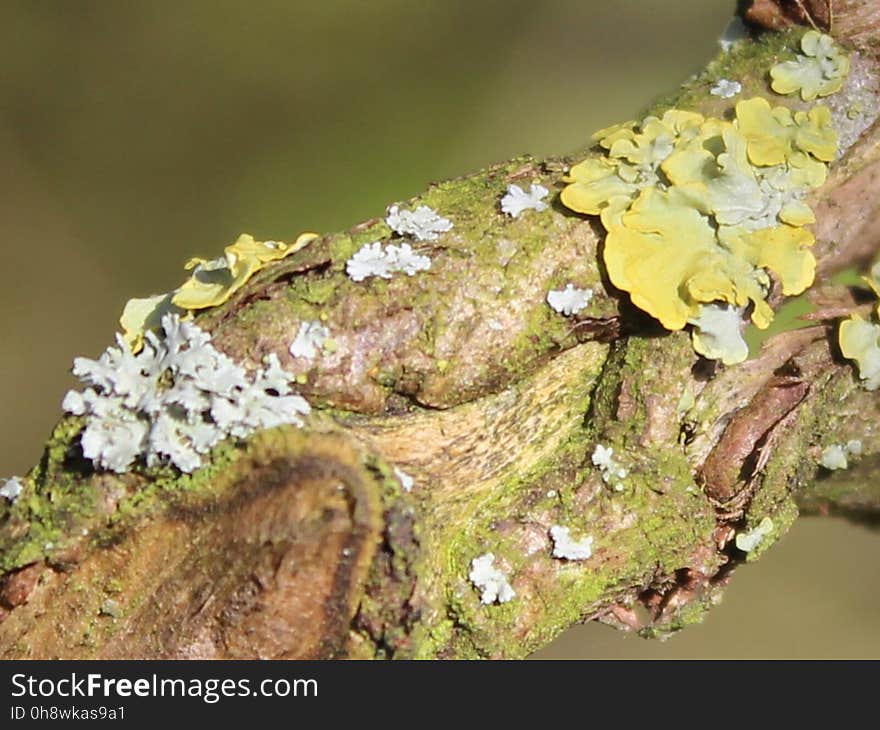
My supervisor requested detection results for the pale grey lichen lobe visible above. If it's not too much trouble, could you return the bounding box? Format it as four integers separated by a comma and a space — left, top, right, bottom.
469, 553, 516, 605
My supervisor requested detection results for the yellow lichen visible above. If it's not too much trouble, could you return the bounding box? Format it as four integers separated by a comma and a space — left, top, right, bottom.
839, 315, 880, 390
562, 96, 838, 363
173, 232, 318, 310
839, 260, 880, 389
731, 97, 795, 167
120, 231, 319, 350
770, 31, 850, 102
722, 225, 816, 297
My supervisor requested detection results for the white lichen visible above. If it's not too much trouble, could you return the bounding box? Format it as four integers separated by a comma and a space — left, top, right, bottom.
819, 439, 863, 471
100, 598, 122, 619
345, 241, 432, 282
710, 79, 742, 99
289, 320, 331, 359
735, 516, 774, 552
592, 444, 615, 470
63, 314, 311, 474
547, 284, 593, 316
0, 476, 23, 503
469, 553, 516, 605
846, 439, 864, 456
591, 443, 627, 491
549, 525, 594, 561
386, 204, 453, 242
688, 303, 749, 365
819, 444, 849, 471
770, 31, 849, 101
393, 466, 414, 493
500, 183, 550, 218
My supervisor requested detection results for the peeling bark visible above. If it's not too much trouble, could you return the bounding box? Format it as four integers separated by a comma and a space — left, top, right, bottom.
1, 1, 879, 659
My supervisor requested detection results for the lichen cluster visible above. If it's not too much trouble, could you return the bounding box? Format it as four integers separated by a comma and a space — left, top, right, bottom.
561, 97, 838, 364
345, 241, 431, 282
819, 439, 863, 471
385, 204, 453, 241
500, 183, 550, 218
289, 320, 331, 359
735, 516, 774, 553
839, 261, 880, 390
121, 232, 318, 350
546, 284, 593, 316
0, 476, 23, 503
469, 553, 516, 605
63, 314, 310, 473
549, 526, 593, 561
770, 30, 850, 101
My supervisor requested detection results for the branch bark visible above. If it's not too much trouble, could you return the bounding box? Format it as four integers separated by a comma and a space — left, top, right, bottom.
1, 0, 879, 659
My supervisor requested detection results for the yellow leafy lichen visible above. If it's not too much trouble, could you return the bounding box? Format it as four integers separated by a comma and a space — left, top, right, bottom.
561, 110, 706, 230
733, 97, 796, 166
120, 294, 182, 351
839, 260, 880, 390
722, 225, 816, 297
562, 96, 838, 364
120, 231, 319, 350
770, 31, 850, 102
839, 315, 880, 390
173, 233, 319, 310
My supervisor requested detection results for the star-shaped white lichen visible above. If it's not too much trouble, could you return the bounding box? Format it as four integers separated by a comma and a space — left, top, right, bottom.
469, 553, 516, 605
63, 314, 311, 474
289, 321, 331, 359
591, 443, 627, 490
345, 242, 432, 282
547, 284, 593, 316
710, 79, 742, 99
549, 526, 594, 561
500, 183, 550, 218
386, 204, 453, 242
0, 476, 23, 503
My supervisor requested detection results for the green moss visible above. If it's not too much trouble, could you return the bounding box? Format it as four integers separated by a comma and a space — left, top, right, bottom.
0, 413, 250, 574
403, 332, 719, 658
639, 590, 715, 639
298, 275, 339, 306
707, 27, 804, 88
641, 27, 804, 122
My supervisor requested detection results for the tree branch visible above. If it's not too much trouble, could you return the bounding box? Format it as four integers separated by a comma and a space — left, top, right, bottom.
1, 0, 879, 658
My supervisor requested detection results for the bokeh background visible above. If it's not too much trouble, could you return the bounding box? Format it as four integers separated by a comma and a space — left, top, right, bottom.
1, 0, 877, 658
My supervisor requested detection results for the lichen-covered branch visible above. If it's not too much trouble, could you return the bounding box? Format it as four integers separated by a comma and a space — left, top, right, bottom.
1, 0, 879, 659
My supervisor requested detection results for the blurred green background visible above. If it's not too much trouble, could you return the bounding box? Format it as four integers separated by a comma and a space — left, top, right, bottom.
1, 0, 877, 658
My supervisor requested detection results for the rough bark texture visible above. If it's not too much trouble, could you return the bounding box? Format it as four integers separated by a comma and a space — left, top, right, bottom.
1, 1, 879, 659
